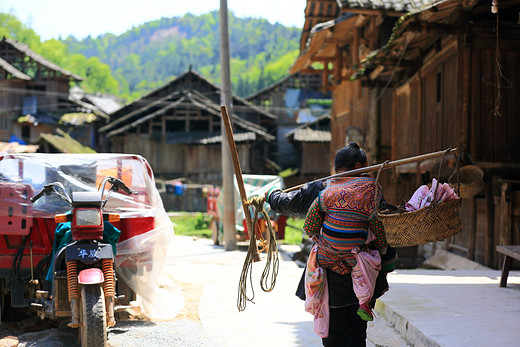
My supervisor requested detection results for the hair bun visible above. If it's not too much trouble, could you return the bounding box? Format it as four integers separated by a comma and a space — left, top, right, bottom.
349, 142, 360, 149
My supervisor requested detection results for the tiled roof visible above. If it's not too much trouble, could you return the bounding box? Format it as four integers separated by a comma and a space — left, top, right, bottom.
286, 113, 331, 143
83, 94, 122, 114
165, 131, 256, 145
0, 57, 31, 80
300, 0, 340, 51
111, 69, 276, 122
292, 128, 331, 142
350, 0, 477, 80
337, 0, 439, 12
3, 38, 82, 81
100, 83, 275, 141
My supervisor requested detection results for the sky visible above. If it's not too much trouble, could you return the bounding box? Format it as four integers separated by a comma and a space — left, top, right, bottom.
1, 0, 307, 40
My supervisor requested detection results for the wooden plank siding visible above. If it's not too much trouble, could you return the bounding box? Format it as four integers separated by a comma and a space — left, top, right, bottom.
388, 40, 458, 159
470, 48, 520, 163
330, 81, 371, 159
474, 197, 488, 265
301, 143, 331, 175
442, 54, 458, 151
421, 65, 440, 153
378, 87, 393, 160
392, 75, 421, 160
113, 130, 253, 185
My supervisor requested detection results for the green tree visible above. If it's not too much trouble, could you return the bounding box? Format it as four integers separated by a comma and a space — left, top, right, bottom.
63, 11, 300, 98
3, 10, 301, 100
1, 13, 122, 97
0, 13, 41, 49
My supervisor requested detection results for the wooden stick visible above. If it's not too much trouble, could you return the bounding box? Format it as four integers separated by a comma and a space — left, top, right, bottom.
220, 106, 261, 262
283, 148, 457, 193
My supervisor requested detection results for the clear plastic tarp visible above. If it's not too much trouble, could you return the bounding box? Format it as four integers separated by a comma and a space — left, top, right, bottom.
0, 153, 174, 318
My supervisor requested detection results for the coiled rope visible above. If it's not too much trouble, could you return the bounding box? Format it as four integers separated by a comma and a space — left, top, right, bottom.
237, 195, 279, 312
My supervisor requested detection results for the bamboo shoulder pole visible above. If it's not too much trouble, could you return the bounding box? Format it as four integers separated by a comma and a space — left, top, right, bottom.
284, 148, 457, 193
220, 106, 261, 261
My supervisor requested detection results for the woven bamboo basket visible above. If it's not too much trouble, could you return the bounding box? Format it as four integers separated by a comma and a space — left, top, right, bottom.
380, 198, 462, 247
449, 164, 484, 199
375, 151, 463, 247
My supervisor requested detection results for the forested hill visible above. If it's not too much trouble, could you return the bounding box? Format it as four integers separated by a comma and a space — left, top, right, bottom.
63, 11, 301, 99
0, 11, 300, 101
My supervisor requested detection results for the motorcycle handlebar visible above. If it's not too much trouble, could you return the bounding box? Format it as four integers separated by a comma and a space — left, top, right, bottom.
30, 182, 72, 205
106, 177, 137, 195
120, 184, 137, 195
31, 177, 137, 206
30, 190, 44, 203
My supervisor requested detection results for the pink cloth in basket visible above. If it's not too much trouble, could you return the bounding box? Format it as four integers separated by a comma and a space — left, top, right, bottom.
406, 178, 458, 211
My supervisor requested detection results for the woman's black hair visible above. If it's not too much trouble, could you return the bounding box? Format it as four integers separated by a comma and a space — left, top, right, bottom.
334, 142, 367, 171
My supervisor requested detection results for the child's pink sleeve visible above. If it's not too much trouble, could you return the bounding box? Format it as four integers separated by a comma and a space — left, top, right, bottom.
303, 197, 324, 238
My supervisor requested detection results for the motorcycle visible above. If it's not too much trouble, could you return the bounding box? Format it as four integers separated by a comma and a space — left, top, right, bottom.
30, 176, 136, 347
0, 153, 173, 347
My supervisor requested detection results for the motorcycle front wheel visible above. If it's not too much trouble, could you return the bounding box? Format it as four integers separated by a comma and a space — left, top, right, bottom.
79, 285, 107, 347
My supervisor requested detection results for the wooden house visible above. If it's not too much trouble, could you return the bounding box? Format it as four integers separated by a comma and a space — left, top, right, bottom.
291, 0, 520, 268
285, 113, 331, 187
0, 37, 108, 150
246, 73, 331, 174
99, 69, 277, 185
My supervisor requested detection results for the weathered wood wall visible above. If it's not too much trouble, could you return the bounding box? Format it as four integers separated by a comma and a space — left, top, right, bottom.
331, 81, 371, 158
393, 75, 420, 160
0, 80, 23, 141
114, 132, 255, 186
0, 77, 70, 142
469, 48, 520, 163
392, 38, 459, 158
301, 143, 331, 175
383, 35, 520, 268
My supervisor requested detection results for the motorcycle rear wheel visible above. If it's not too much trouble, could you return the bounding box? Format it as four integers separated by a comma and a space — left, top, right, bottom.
79, 285, 107, 347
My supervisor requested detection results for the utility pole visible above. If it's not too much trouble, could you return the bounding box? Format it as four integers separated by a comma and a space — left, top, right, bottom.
220, 0, 236, 251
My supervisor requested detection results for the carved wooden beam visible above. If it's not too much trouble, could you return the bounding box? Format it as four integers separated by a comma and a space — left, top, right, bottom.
334, 47, 343, 82
300, 68, 325, 74
378, 58, 421, 68
407, 21, 464, 35
306, 16, 336, 22
311, 56, 336, 62
322, 63, 330, 90
369, 65, 385, 80
324, 37, 352, 45
340, 7, 404, 17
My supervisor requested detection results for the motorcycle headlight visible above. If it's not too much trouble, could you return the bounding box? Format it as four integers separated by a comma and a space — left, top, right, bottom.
75, 208, 102, 226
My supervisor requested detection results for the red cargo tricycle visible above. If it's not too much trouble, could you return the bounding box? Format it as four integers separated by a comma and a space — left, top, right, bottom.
0, 153, 173, 346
